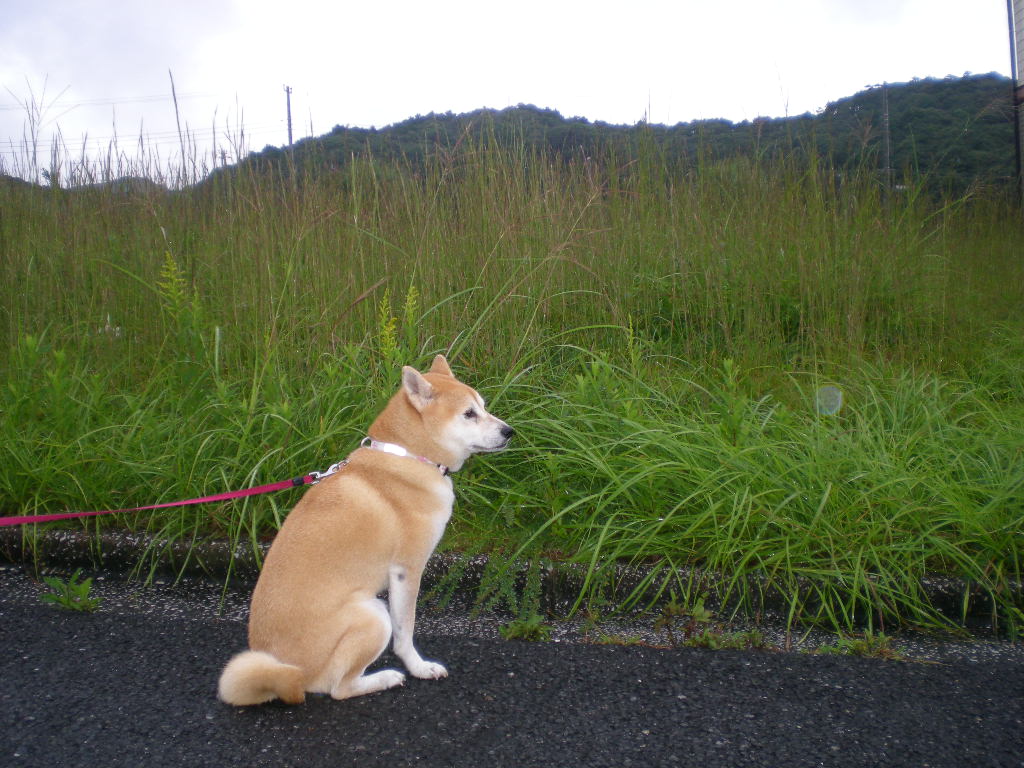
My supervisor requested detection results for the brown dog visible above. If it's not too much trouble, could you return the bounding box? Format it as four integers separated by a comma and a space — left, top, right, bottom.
218, 355, 512, 705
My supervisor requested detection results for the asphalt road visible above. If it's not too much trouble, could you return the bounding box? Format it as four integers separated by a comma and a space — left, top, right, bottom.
1, 570, 1022, 768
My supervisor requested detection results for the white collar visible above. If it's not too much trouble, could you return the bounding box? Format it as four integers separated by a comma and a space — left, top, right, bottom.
361, 437, 450, 476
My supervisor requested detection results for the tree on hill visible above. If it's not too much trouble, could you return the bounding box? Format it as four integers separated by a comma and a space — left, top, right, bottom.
227, 73, 1017, 195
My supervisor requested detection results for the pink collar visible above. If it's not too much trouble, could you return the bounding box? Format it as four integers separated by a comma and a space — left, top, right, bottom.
362, 437, 450, 476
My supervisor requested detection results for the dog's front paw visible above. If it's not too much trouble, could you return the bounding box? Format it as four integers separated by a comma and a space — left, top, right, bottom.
408, 660, 448, 680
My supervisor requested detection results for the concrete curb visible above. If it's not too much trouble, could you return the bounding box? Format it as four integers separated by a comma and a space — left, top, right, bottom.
1, 527, 1020, 634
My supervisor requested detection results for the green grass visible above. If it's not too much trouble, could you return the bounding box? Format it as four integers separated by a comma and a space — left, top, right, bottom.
40, 569, 102, 613
499, 614, 554, 642
813, 631, 907, 660
1, 130, 1022, 636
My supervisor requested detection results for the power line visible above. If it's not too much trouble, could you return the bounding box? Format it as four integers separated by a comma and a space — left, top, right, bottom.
0, 121, 284, 148
0, 122, 288, 161
0, 88, 304, 169
0, 91, 217, 112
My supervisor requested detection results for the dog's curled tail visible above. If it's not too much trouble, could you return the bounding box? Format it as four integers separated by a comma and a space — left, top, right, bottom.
218, 650, 306, 706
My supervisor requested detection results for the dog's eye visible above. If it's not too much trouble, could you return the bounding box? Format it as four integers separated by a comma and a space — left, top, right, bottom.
463, 408, 478, 420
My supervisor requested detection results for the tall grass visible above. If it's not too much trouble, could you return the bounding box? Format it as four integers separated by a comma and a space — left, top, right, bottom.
474, 348, 1023, 633
1, 126, 1022, 634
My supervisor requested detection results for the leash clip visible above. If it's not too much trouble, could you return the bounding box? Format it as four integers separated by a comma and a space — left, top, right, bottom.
308, 460, 346, 484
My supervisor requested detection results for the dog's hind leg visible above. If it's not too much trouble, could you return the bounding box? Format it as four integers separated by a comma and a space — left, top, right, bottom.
322, 598, 405, 700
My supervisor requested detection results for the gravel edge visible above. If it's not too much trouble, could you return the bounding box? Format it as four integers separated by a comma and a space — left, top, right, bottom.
2, 528, 1022, 665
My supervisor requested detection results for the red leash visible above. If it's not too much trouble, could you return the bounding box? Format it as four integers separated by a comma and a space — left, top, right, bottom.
0, 460, 346, 527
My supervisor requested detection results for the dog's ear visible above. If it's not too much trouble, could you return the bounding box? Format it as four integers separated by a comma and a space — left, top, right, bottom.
429, 355, 453, 377
402, 366, 435, 411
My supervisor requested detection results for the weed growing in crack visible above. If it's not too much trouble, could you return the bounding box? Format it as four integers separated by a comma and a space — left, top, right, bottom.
814, 632, 907, 660
40, 570, 102, 613
500, 613, 553, 642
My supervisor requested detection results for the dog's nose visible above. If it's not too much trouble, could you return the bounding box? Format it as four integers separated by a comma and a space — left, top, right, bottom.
500, 424, 514, 440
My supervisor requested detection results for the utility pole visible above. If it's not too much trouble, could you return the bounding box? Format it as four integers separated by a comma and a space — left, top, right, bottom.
881, 82, 893, 198
284, 85, 294, 146
866, 82, 894, 200
1008, 0, 1023, 205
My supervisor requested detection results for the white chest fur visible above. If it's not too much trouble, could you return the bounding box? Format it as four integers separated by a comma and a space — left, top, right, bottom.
428, 477, 455, 547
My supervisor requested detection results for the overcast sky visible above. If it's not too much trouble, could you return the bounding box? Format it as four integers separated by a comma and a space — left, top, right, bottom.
0, 0, 1014, 176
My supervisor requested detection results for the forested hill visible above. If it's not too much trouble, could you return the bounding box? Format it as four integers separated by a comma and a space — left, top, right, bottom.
249, 73, 1014, 193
